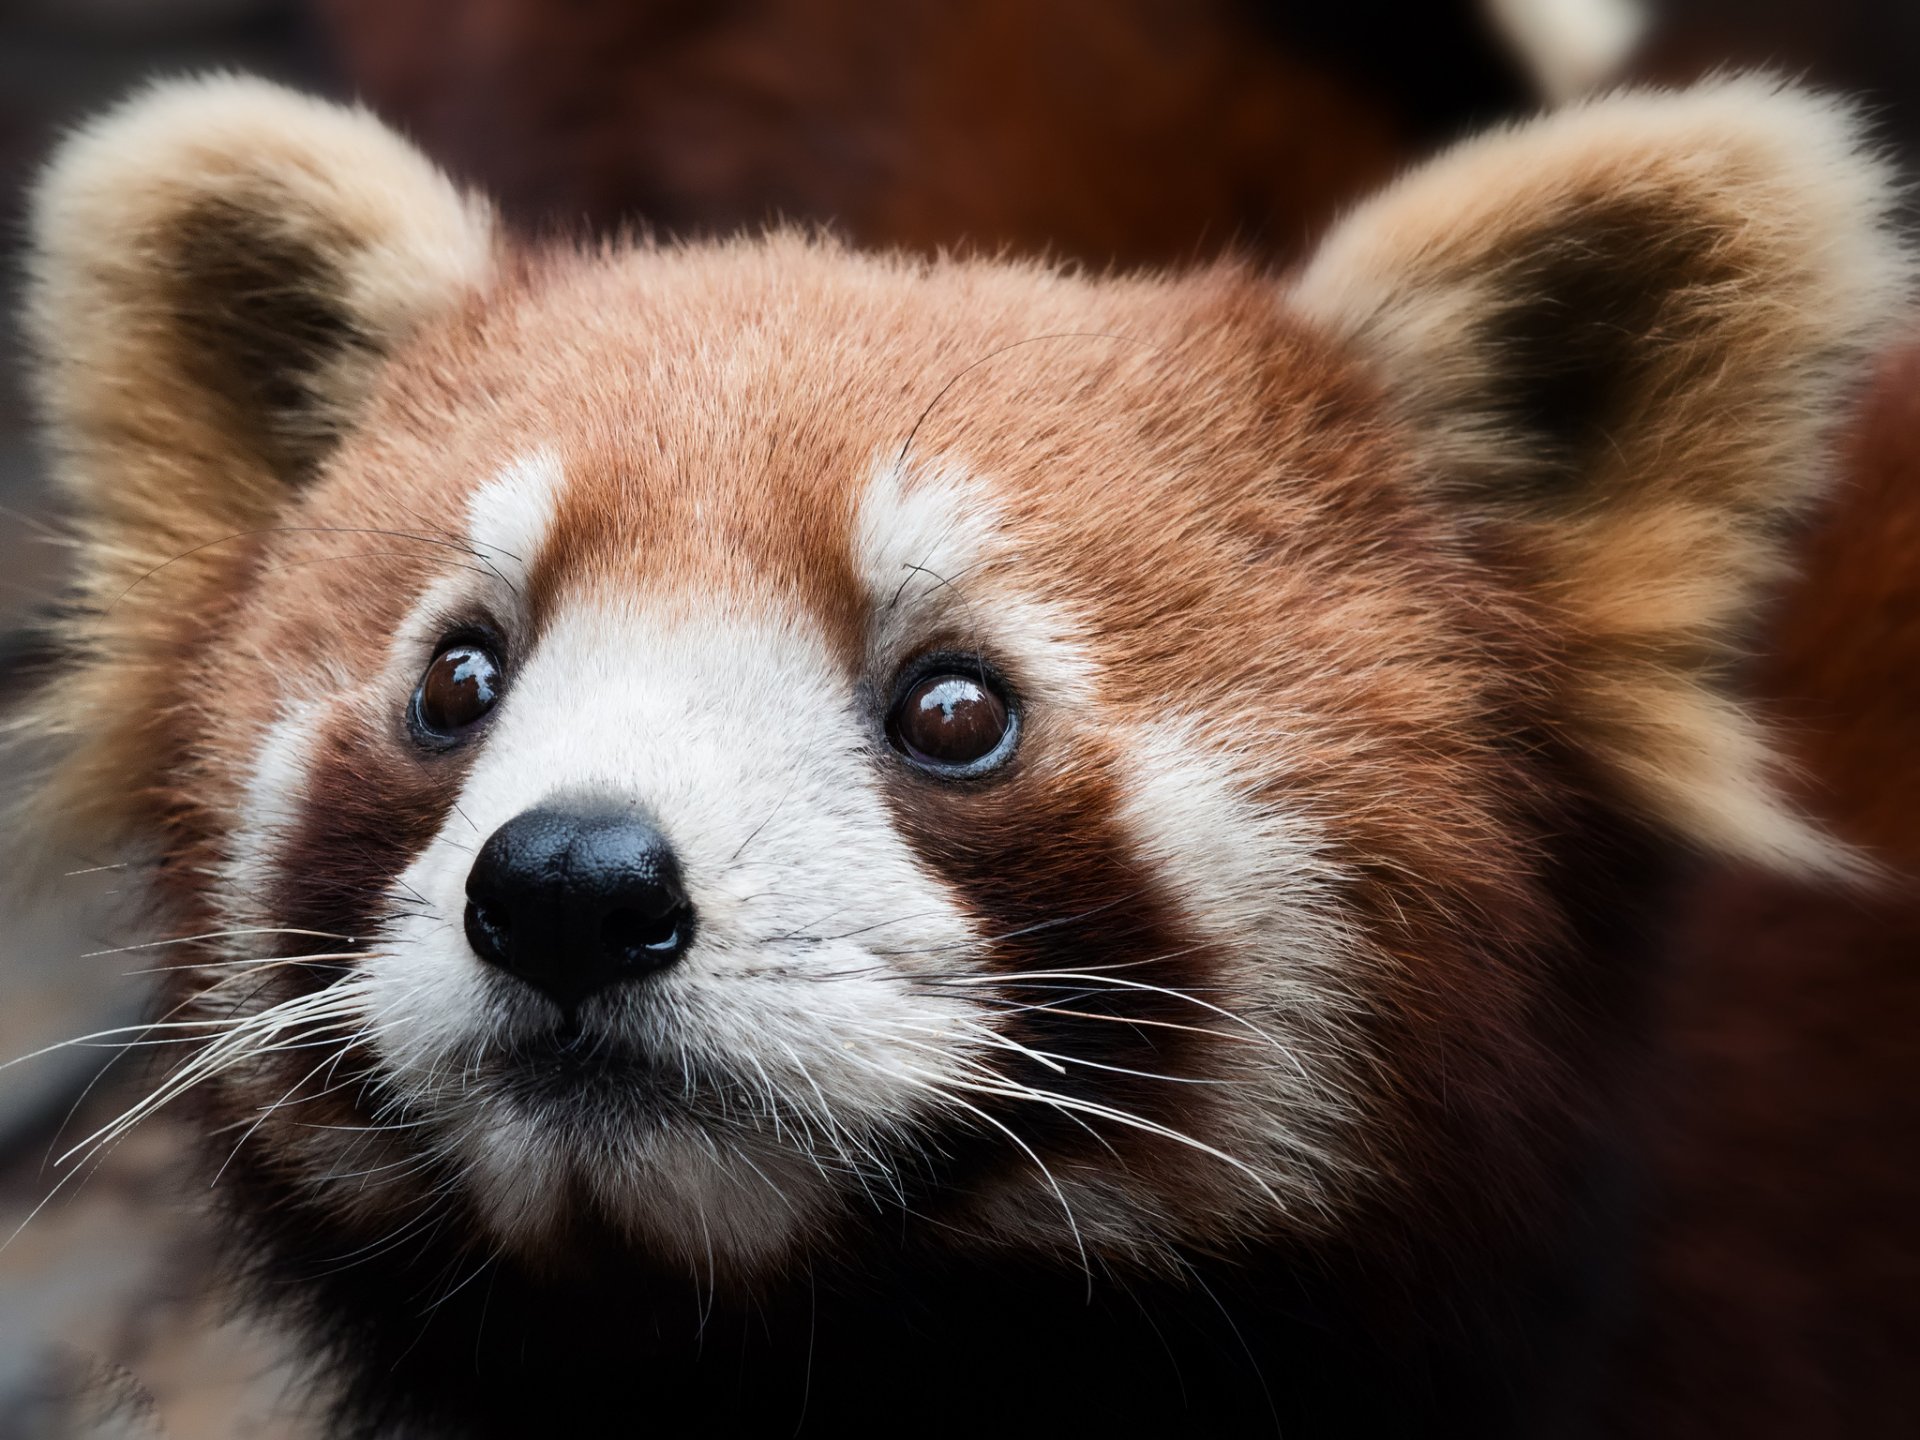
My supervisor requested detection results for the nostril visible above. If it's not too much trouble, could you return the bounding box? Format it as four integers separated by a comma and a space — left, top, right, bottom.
464, 899, 513, 966
600, 903, 691, 965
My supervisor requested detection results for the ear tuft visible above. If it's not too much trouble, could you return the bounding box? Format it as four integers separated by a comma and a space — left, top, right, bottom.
1293, 76, 1913, 873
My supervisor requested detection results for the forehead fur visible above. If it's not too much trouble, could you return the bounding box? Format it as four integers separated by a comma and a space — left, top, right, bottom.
213, 237, 1516, 922
347, 236, 1363, 587
218, 235, 1523, 987
26, 75, 1907, 888
296, 237, 1456, 690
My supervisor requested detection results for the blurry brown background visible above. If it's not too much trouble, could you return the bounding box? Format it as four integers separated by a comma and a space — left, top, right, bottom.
0, 2, 1912, 1433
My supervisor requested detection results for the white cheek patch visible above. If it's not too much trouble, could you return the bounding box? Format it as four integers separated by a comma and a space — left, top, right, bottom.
221, 695, 335, 932
1121, 719, 1351, 976
1115, 717, 1365, 1221
956, 718, 1367, 1262
362, 595, 983, 1266
857, 453, 1097, 708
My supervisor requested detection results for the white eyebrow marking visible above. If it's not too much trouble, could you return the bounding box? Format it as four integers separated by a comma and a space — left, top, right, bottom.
465, 447, 564, 591
855, 454, 1003, 613
854, 451, 1098, 708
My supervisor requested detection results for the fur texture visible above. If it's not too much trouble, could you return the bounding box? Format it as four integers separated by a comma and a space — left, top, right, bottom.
16, 74, 1913, 1436
1293, 75, 1908, 870
22, 75, 497, 849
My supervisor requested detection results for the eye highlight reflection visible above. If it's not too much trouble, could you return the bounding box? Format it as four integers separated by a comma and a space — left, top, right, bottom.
886, 663, 1016, 775
411, 640, 502, 745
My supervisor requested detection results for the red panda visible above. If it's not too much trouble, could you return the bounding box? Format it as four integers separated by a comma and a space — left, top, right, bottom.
16, 73, 1915, 1435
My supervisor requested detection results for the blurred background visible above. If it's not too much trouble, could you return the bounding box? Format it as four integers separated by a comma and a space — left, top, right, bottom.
0, 1, 1913, 1433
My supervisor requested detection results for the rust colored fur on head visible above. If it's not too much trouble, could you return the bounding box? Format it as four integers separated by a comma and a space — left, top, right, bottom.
15, 72, 1916, 1437
17, 76, 496, 854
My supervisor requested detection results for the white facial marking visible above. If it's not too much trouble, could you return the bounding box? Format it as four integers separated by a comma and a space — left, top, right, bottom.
855, 456, 1003, 608
942, 718, 1364, 1264
1115, 718, 1362, 1220
278, 446, 1362, 1273
857, 455, 1362, 1251
365, 595, 982, 1266
857, 454, 1097, 707
465, 447, 563, 591
222, 696, 334, 931
375, 448, 564, 710
1120, 718, 1351, 977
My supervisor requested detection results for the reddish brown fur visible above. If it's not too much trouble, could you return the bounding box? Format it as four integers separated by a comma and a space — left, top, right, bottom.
181, 242, 1562, 1221
125, 240, 1630, 1429
18, 74, 1918, 1436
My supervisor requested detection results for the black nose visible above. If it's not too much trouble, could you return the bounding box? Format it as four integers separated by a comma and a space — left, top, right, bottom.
464, 804, 695, 1007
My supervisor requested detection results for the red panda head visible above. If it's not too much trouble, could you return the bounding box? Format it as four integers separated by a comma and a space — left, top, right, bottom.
21, 75, 1905, 1315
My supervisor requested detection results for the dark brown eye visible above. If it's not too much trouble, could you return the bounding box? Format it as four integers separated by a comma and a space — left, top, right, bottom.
887, 667, 1015, 774
411, 641, 502, 743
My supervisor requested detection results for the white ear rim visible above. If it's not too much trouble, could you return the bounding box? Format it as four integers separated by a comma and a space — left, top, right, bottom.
1291, 75, 1913, 877
30, 71, 495, 347
1293, 75, 1910, 486
15, 75, 499, 862
27, 72, 497, 506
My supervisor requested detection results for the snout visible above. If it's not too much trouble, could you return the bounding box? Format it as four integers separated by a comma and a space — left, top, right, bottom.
463, 802, 695, 1009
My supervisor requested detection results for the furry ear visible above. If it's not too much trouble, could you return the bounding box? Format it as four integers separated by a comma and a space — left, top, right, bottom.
1292, 76, 1910, 873
22, 76, 494, 848
29, 74, 495, 552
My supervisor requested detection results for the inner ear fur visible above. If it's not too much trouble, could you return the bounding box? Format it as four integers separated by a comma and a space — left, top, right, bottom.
20, 76, 495, 849
1293, 75, 1912, 872
29, 75, 496, 551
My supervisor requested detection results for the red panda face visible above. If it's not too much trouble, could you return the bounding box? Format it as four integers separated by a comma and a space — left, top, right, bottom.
186, 246, 1441, 1270
21, 76, 1906, 1307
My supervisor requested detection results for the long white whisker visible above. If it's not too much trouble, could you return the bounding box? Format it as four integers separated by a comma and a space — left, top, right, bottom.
935, 1018, 1230, 1087
968, 1001, 1258, 1047
209, 995, 420, 1187
853, 1055, 1091, 1278
80, 927, 351, 958
127, 950, 360, 977
945, 970, 1290, 1049
54, 983, 378, 1167
866, 1030, 1284, 1211
883, 1035, 1124, 1164
947, 1077, 1284, 1211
